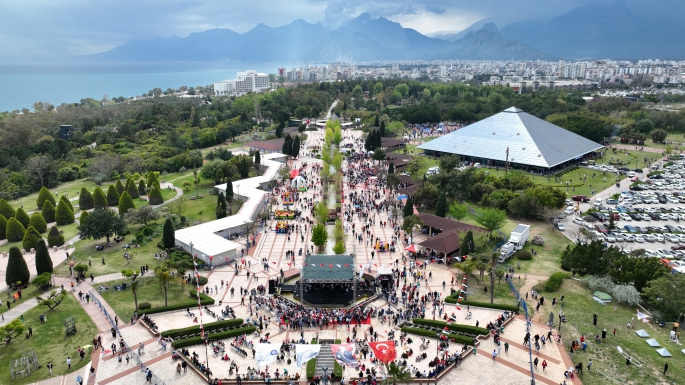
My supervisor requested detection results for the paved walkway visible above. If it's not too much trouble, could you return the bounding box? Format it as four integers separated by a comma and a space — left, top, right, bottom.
0, 297, 39, 326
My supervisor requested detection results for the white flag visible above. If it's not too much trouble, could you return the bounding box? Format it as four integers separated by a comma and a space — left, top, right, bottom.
255, 343, 281, 368
296, 344, 321, 367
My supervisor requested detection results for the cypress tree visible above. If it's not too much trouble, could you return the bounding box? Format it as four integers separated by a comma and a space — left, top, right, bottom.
55, 199, 75, 225
79, 187, 94, 210
292, 135, 301, 158
138, 180, 147, 197
5, 246, 30, 287
462, 231, 474, 255
29, 212, 47, 233
35, 239, 53, 275
106, 185, 120, 207
254, 151, 261, 165
0, 214, 6, 240
93, 186, 107, 209
148, 186, 164, 205
162, 218, 175, 251
435, 193, 447, 218
6, 217, 25, 242
225, 181, 234, 203
125, 178, 139, 199
115, 180, 125, 194
36, 186, 55, 210
147, 172, 159, 188
403, 196, 414, 218
42, 200, 56, 223
14, 208, 30, 229
0, 199, 14, 219
22, 226, 42, 251
118, 191, 135, 216
374, 115, 380, 127
388, 162, 395, 174
216, 192, 227, 219
282, 134, 292, 156
79, 211, 90, 227
47, 226, 65, 247
275, 122, 284, 138
380, 120, 386, 137
60, 195, 74, 213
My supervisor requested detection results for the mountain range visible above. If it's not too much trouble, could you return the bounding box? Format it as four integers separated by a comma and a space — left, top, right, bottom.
89, 13, 556, 62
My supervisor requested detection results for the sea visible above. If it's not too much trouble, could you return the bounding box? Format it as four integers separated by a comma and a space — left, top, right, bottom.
0, 61, 303, 113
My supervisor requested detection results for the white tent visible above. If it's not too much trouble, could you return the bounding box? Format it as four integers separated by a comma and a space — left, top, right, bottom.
646, 338, 661, 347
635, 329, 650, 338
291, 176, 307, 189
656, 348, 672, 357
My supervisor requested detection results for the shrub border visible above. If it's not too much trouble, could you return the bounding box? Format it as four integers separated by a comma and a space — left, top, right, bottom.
411, 319, 489, 336
138, 291, 215, 315
161, 319, 244, 338
170, 326, 256, 349
400, 326, 475, 346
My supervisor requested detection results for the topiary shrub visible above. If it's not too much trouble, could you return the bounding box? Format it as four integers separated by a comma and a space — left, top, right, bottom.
79, 187, 94, 210
516, 250, 532, 260
107, 185, 120, 207
147, 172, 159, 188
0, 214, 6, 240
93, 186, 107, 209
125, 178, 139, 199
41, 200, 55, 223
0, 199, 15, 219
115, 180, 125, 194
14, 208, 30, 229
138, 180, 147, 196
36, 186, 56, 210
60, 195, 74, 212
148, 186, 164, 205
35, 239, 53, 275
47, 225, 65, 247
6, 217, 26, 242
139, 302, 152, 310
191, 276, 208, 286
32, 272, 52, 290
118, 191, 135, 216
5, 246, 30, 287
22, 226, 42, 251
55, 199, 75, 225
543, 272, 568, 292
29, 212, 47, 233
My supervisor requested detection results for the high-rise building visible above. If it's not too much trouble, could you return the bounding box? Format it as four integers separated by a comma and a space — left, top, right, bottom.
214, 70, 270, 96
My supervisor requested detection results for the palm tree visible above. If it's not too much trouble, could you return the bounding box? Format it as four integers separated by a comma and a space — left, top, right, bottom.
383, 362, 412, 385
154, 262, 184, 306
131, 280, 139, 313
488, 251, 499, 304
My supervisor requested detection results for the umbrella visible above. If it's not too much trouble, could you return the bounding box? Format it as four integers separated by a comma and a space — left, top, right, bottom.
397, 195, 407, 201
405, 244, 416, 253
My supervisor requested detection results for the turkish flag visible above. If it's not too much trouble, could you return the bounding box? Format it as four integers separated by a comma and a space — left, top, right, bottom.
368, 341, 396, 364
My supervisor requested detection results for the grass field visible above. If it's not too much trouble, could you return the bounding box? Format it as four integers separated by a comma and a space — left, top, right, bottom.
0, 285, 40, 317
546, 279, 684, 385
9, 179, 100, 213
0, 294, 98, 385
99, 277, 190, 319
0, 221, 80, 255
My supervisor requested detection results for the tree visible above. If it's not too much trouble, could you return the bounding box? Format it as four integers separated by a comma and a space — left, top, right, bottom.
216, 192, 227, 219
448, 202, 469, 221
636, 118, 655, 134
60, 195, 74, 212
292, 135, 301, 158
642, 273, 685, 321
314, 201, 329, 225
29, 212, 47, 233
0, 214, 6, 240
275, 122, 284, 138
35, 239, 53, 275
401, 215, 424, 243
125, 206, 160, 225
38, 289, 68, 312
107, 185, 120, 207
79, 187, 94, 210
311, 224, 328, 252
403, 197, 414, 218
32, 272, 53, 291
131, 280, 140, 313
379, 120, 386, 137
118, 191, 135, 216
148, 186, 164, 205
0, 199, 15, 219
14, 208, 30, 229
333, 241, 346, 255
55, 199, 75, 225
383, 362, 412, 385
147, 172, 160, 188
6, 217, 25, 242
0, 319, 25, 345
609, 255, 668, 292
561, 240, 621, 276
651, 128, 668, 143
372, 148, 386, 162
154, 263, 184, 306
5, 246, 30, 286
162, 218, 176, 251
474, 207, 507, 237
138, 180, 147, 196
115, 180, 125, 194
282, 134, 293, 156
388, 162, 395, 174
47, 225, 65, 247
461, 231, 475, 255
435, 193, 447, 217
36, 186, 55, 210
225, 181, 234, 203
125, 178, 139, 199
93, 186, 107, 209
23, 154, 55, 186
77, 209, 126, 244
41, 200, 55, 223
254, 151, 261, 165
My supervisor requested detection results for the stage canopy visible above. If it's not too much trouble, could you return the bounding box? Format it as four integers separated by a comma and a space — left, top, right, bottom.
302, 254, 355, 282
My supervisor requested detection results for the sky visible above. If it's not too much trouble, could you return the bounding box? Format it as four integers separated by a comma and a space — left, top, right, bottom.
0, 0, 676, 61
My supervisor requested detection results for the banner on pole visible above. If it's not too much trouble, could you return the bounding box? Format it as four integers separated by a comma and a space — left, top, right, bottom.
255, 343, 281, 367
295, 344, 321, 367
330, 343, 359, 368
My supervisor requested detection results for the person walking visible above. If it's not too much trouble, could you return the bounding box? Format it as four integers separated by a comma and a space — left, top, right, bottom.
177, 363, 182, 375
593, 313, 598, 326
66, 357, 71, 370
587, 359, 593, 372
504, 341, 509, 353
542, 359, 547, 371
76, 374, 83, 385
533, 357, 539, 369
182, 361, 188, 373
492, 349, 497, 360
664, 362, 668, 375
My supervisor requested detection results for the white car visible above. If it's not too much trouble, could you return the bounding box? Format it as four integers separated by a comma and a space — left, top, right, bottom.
668, 197, 680, 203
614, 233, 625, 242
645, 234, 657, 242
641, 214, 651, 221
656, 234, 665, 242
644, 250, 659, 257
573, 217, 584, 225
657, 249, 674, 258
624, 234, 635, 242
619, 214, 632, 221
665, 234, 680, 243
667, 213, 679, 220
635, 235, 645, 243
605, 234, 616, 242
564, 206, 575, 215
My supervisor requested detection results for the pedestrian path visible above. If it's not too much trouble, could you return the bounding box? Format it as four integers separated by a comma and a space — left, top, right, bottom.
0, 297, 39, 326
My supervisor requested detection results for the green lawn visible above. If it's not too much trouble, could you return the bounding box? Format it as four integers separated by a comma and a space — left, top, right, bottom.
9, 179, 100, 213
99, 277, 190, 319
0, 285, 40, 317
0, 222, 79, 255
0, 294, 98, 385
549, 279, 684, 385
137, 187, 178, 207
598, 148, 662, 168
644, 132, 685, 149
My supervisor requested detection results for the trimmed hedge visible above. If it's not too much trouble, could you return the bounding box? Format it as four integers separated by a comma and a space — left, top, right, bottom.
36, 186, 55, 210
41, 200, 55, 223
543, 272, 568, 292
149, 186, 164, 205
401, 327, 475, 346
0, 214, 6, 240
0, 199, 15, 219
22, 226, 42, 251
6, 217, 26, 242
171, 326, 256, 349
411, 319, 489, 336
191, 276, 208, 286
306, 339, 318, 379
516, 250, 532, 260
93, 186, 107, 209
79, 187, 94, 210
161, 318, 244, 338
55, 199, 74, 225
15, 208, 30, 229
458, 300, 519, 312
29, 212, 47, 233
107, 185, 120, 207
118, 191, 135, 216
444, 290, 462, 304
139, 291, 215, 315
47, 225, 65, 247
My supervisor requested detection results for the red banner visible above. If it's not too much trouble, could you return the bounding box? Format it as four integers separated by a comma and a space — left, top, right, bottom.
367, 341, 396, 364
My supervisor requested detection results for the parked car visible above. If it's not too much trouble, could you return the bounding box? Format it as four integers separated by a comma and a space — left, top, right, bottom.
572, 195, 591, 202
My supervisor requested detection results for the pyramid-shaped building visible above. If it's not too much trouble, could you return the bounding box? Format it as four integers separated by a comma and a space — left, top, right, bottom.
418, 107, 603, 171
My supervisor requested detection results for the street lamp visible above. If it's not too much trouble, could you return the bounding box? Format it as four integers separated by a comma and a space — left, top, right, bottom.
189, 241, 194, 259
203, 335, 211, 383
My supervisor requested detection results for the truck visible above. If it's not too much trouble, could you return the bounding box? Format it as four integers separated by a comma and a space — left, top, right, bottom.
498, 224, 531, 263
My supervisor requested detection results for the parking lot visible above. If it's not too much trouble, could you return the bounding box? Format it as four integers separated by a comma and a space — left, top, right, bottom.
559, 156, 685, 263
